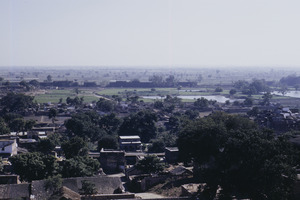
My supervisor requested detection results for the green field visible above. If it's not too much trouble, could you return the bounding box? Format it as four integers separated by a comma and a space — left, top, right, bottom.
33, 89, 99, 104
33, 87, 291, 104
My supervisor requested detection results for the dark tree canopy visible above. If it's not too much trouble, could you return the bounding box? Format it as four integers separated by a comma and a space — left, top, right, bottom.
80, 180, 97, 195
61, 136, 89, 159
98, 135, 118, 150
177, 112, 297, 199
65, 111, 104, 141
0, 117, 10, 135
135, 155, 164, 174
96, 98, 115, 112
118, 110, 157, 143
60, 156, 100, 178
9, 152, 58, 182
280, 75, 300, 86
0, 93, 36, 114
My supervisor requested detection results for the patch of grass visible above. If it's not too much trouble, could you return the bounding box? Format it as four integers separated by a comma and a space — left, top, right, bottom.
34, 89, 99, 103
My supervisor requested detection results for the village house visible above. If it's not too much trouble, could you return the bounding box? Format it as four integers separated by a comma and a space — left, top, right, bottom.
99, 149, 126, 174
0, 139, 18, 158
119, 136, 142, 152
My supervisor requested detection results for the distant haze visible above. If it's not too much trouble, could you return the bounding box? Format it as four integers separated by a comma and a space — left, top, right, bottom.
1, 0, 300, 68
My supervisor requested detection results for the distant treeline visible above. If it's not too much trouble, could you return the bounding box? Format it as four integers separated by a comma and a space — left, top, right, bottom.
38, 80, 197, 88
280, 75, 300, 86
106, 81, 197, 88
40, 81, 97, 87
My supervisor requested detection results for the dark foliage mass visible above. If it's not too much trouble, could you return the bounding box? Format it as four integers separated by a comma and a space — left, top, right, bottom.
0, 92, 36, 114
9, 152, 58, 182
118, 110, 157, 143
178, 112, 297, 199
280, 75, 300, 86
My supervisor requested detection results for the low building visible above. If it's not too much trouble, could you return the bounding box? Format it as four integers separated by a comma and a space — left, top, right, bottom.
181, 183, 202, 196
119, 136, 141, 152
165, 147, 179, 163
100, 149, 126, 174
0, 139, 18, 158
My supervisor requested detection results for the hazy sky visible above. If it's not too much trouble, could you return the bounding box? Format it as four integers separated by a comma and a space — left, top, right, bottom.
1, 0, 300, 68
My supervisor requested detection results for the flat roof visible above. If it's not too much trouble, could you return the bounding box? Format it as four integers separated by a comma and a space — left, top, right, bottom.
120, 142, 141, 145
119, 135, 140, 139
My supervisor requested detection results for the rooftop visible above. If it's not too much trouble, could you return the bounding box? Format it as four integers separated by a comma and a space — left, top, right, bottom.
119, 135, 141, 140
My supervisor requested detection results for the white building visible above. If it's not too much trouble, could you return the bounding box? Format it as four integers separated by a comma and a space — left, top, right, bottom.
0, 139, 18, 157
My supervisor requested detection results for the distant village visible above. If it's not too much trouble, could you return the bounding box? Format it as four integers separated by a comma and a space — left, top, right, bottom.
1, 68, 300, 200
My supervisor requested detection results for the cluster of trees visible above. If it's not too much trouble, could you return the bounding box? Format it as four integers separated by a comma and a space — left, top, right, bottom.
233, 79, 269, 95
280, 75, 300, 88
119, 110, 158, 143
0, 92, 37, 114
178, 112, 298, 199
194, 97, 216, 110
149, 75, 178, 87
66, 96, 84, 106
9, 136, 100, 182
0, 112, 36, 134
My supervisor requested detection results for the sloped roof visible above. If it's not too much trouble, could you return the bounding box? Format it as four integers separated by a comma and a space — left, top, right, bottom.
31, 175, 124, 199
62, 176, 123, 194
50, 186, 81, 200
170, 166, 192, 176
0, 183, 30, 199
0, 140, 14, 149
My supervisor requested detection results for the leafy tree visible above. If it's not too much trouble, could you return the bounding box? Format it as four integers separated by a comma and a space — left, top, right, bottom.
194, 97, 209, 109
149, 75, 163, 86
98, 135, 118, 150
177, 112, 297, 199
280, 84, 288, 96
80, 180, 97, 195
0, 117, 10, 135
135, 155, 164, 174
229, 89, 237, 96
9, 118, 25, 132
96, 98, 115, 112
215, 87, 223, 92
66, 96, 84, 106
233, 80, 249, 90
118, 110, 157, 143
29, 79, 40, 87
111, 95, 122, 104
65, 111, 105, 141
37, 138, 57, 154
261, 92, 272, 105
60, 156, 100, 178
19, 80, 30, 91
44, 175, 63, 192
184, 109, 199, 120
164, 95, 181, 104
0, 92, 36, 114
24, 119, 36, 131
47, 75, 52, 82
165, 114, 192, 135
165, 75, 176, 87
9, 152, 58, 182
127, 95, 139, 104
61, 137, 89, 159
48, 108, 58, 124
98, 113, 122, 134
148, 139, 165, 153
